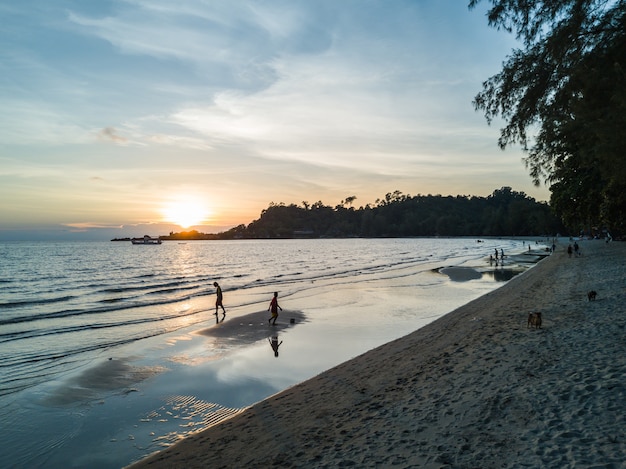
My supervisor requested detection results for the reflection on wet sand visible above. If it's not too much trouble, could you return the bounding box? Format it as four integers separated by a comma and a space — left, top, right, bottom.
483, 268, 523, 282
268, 336, 283, 357
438, 266, 483, 282
41, 358, 167, 406
197, 310, 306, 347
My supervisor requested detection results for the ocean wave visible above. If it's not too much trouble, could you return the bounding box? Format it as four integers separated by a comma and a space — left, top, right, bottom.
0, 294, 203, 326
0, 295, 76, 309
0, 333, 169, 396
0, 309, 207, 346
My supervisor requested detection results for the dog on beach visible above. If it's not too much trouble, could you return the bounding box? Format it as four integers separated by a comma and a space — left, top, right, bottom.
527, 312, 542, 329
587, 290, 597, 301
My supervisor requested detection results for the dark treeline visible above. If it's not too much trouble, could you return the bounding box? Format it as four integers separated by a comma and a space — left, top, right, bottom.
163, 187, 565, 240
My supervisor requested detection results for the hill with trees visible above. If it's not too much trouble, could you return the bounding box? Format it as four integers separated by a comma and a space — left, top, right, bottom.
162, 187, 565, 240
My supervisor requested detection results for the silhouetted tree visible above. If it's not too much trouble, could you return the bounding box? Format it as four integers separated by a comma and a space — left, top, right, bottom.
470, 0, 626, 236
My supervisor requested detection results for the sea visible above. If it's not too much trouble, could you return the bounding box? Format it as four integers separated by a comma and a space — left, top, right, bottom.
0, 237, 548, 468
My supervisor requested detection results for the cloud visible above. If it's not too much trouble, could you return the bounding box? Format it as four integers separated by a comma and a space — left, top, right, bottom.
64, 222, 124, 231
65, 1, 328, 81
97, 126, 128, 144
146, 132, 213, 150
0, 99, 90, 145
165, 52, 491, 176
63, 0, 503, 174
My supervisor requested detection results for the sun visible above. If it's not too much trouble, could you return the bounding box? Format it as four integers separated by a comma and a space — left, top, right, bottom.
161, 196, 210, 228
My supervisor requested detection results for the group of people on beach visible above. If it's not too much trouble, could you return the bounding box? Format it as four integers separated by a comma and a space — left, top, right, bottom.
489, 248, 505, 265
212, 282, 282, 325
567, 241, 581, 257
213, 282, 284, 356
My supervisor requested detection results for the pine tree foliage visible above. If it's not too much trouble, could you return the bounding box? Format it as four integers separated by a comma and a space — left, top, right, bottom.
470, 0, 626, 235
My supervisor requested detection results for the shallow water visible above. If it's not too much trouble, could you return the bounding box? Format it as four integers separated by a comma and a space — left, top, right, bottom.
0, 238, 547, 468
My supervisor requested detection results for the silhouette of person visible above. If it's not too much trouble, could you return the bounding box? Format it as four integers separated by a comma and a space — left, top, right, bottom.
269, 336, 283, 357
268, 291, 282, 325
213, 282, 226, 321
494, 248, 498, 260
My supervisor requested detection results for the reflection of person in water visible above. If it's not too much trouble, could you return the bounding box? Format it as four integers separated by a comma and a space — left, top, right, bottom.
269, 336, 282, 357
268, 292, 282, 325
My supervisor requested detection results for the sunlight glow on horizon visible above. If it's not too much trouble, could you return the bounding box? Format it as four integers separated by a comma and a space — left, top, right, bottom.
161, 195, 212, 229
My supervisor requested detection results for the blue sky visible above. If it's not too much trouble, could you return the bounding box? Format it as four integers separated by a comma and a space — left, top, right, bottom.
0, 0, 548, 240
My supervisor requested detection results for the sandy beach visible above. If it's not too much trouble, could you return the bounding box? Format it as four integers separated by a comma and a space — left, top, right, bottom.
131, 240, 625, 469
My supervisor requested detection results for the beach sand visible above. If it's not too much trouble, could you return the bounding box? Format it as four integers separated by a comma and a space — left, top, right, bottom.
131, 240, 625, 468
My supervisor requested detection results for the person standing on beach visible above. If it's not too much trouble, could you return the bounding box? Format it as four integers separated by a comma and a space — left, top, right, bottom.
494, 248, 499, 260
268, 292, 282, 325
213, 282, 226, 321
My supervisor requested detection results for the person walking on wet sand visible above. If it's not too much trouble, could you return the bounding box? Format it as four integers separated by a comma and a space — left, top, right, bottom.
213, 282, 226, 321
268, 292, 282, 325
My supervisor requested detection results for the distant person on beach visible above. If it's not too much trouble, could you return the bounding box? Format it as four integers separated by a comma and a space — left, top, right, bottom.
574, 241, 580, 256
501, 248, 504, 259
268, 292, 282, 325
494, 248, 498, 260
567, 245, 573, 258
268, 336, 283, 357
213, 282, 226, 320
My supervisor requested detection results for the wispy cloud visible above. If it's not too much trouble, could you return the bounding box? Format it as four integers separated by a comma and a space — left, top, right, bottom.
97, 126, 128, 144
65, 1, 324, 79
64, 222, 124, 230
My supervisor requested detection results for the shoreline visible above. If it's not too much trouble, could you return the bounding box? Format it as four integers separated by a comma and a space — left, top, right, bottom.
131, 239, 626, 468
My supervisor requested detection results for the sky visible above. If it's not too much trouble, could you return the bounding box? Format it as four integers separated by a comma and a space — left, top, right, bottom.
0, 0, 551, 241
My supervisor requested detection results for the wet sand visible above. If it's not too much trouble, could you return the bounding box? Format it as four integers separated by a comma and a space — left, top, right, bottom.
131, 240, 625, 468
197, 310, 307, 343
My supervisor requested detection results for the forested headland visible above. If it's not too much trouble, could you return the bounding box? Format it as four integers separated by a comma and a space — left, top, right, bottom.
162, 187, 565, 240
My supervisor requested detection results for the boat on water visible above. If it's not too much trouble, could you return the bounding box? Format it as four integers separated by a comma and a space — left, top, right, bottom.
131, 235, 162, 245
